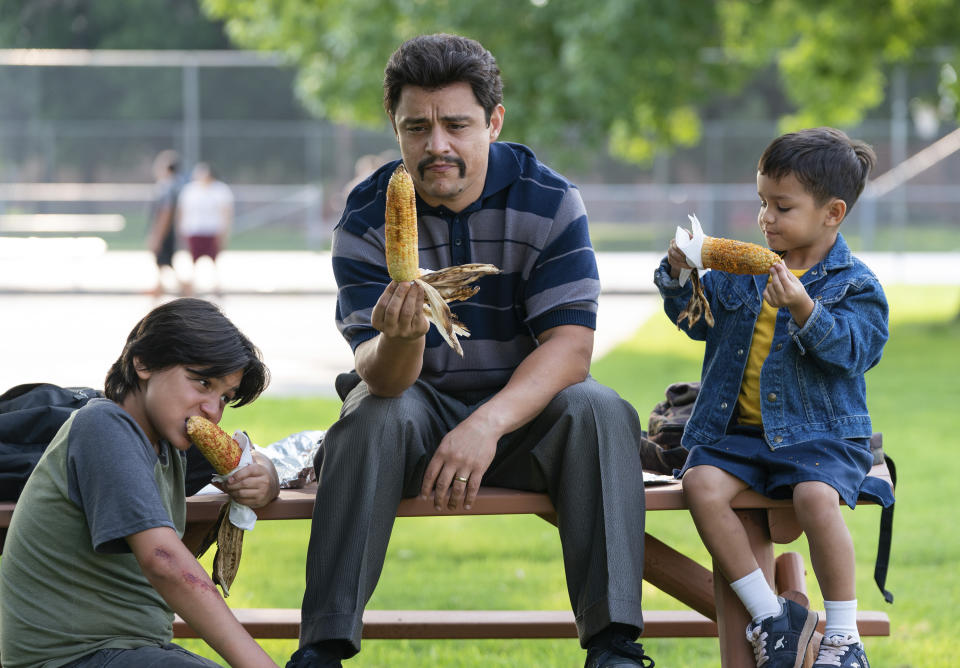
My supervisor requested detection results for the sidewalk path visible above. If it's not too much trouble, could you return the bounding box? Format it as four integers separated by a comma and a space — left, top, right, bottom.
1, 242, 955, 397
0, 244, 662, 397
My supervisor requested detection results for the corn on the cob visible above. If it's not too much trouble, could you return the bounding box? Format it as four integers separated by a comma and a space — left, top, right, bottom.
382, 164, 502, 357
186, 416, 242, 475
701, 236, 782, 275
385, 164, 420, 282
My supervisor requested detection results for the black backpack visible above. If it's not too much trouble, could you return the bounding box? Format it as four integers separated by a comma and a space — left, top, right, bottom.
0, 382, 215, 501
0, 383, 104, 501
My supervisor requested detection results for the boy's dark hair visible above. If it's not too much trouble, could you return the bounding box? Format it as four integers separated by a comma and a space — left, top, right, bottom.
104, 298, 268, 407
758, 127, 877, 214
383, 33, 503, 124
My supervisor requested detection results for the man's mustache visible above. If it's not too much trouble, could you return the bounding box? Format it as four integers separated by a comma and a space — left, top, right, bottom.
418, 156, 466, 178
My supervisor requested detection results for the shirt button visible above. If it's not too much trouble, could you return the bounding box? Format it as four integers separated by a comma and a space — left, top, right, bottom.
737, 349, 744, 356
454, 238, 462, 246
720, 402, 728, 409
774, 436, 783, 444
767, 392, 777, 402
775, 344, 782, 351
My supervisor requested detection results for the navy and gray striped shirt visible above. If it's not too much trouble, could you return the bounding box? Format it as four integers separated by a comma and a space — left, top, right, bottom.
332, 141, 600, 396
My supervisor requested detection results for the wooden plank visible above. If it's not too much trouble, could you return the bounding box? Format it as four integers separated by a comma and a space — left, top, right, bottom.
171, 608, 888, 640
171, 609, 719, 640
0, 461, 893, 529
643, 533, 716, 619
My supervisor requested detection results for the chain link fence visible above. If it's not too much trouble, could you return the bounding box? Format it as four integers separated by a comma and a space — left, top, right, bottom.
1, 51, 958, 252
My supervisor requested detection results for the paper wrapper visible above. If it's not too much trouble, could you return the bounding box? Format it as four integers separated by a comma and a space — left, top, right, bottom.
210, 430, 258, 531
674, 213, 707, 286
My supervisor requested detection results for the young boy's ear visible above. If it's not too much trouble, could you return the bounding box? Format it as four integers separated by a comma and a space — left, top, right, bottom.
133, 357, 151, 381
824, 198, 847, 228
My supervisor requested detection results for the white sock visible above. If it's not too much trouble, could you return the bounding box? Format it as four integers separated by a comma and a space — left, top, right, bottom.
730, 569, 781, 623
823, 599, 860, 642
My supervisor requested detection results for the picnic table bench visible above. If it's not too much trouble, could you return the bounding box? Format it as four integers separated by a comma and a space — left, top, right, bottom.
0, 446, 893, 668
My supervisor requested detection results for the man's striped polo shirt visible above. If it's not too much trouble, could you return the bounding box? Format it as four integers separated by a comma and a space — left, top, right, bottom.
332, 141, 600, 397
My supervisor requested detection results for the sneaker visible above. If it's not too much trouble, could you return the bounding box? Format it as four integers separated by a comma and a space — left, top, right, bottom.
584, 636, 655, 667
813, 634, 870, 667
745, 596, 818, 668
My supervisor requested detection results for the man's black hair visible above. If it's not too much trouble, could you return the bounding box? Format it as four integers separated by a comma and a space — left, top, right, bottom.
383, 33, 503, 124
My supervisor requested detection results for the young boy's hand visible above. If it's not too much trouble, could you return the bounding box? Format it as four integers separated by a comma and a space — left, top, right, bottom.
764, 263, 815, 327
666, 235, 694, 279
219, 451, 280, 509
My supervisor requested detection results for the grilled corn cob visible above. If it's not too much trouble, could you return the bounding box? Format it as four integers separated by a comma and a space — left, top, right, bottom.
186, 416, 247, 596
384, 164, 501, 356
385, 165, 420, 282
701, 236, 782, 275
186, 415, 242, 474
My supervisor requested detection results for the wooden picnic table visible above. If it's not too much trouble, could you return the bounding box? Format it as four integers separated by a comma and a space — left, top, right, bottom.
0, 463, 892, 668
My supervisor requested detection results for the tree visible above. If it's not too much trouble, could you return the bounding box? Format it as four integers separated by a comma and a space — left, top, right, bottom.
0, 0, 232, 50
202, 0, 960, 164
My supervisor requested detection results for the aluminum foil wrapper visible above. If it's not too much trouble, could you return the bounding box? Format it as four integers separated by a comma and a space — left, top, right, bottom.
254, 429, 324, 489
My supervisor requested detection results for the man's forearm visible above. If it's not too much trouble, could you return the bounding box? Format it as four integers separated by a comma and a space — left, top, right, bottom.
355, 333, 425, 397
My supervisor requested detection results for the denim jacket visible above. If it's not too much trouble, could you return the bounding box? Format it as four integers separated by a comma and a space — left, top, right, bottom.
653, 233, 888, 450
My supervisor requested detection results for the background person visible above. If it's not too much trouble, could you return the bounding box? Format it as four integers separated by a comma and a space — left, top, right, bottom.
146, 149, 186, 297
177, 162, 234, 296
287, 34, 653, 668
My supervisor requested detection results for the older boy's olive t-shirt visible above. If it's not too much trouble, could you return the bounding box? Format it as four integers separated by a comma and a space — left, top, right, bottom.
0, 398, 186, 668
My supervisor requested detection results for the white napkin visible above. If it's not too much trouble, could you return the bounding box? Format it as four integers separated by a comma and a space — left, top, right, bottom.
674, 214, 707, 286
209, 430, 258, 531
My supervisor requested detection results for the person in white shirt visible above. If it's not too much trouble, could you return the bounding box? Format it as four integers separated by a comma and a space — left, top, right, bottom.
177, 162, 234, 296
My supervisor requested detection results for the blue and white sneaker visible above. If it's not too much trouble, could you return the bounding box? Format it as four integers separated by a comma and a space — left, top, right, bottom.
813, 634, 870, 667
745, 596, 818, 667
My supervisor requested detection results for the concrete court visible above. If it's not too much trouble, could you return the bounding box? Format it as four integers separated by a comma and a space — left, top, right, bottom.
0, 245, 661, 398
2, 242, 957, 397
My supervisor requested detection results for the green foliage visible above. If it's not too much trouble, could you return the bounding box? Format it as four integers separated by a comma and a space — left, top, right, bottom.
202, 0, 747, 162
202, 0, 960, 165
0, 0, 231, 49
719, 0, 960, 132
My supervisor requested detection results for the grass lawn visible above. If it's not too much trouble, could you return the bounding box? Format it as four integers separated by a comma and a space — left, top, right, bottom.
131, 286, 960, 666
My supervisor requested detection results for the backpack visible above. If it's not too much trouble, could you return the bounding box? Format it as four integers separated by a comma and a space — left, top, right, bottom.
0, 382, 215, 501
0, 383, 104, 501
639, 381, 699, 474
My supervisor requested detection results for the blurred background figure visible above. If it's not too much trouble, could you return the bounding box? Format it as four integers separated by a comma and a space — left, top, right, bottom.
145, 149, 185, 297
176, 162, 234, 296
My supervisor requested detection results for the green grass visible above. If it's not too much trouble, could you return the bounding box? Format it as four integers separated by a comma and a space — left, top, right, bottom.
49, 286, 960, 666
177, 284, 960, 667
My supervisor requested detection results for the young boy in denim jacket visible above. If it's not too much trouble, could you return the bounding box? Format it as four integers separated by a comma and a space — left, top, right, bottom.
654, 127, 894, 668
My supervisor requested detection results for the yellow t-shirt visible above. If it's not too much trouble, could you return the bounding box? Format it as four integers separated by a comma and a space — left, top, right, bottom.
736, 268, 807, 425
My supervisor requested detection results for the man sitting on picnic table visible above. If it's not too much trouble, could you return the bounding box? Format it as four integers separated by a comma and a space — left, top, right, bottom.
287, 34, 653, 668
